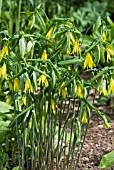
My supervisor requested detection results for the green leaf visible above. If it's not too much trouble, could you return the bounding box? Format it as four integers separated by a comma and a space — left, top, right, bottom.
58, 58, 82, 66
99, 151, 114, 168
52, 70, 56, 88
12, 166, 19, 170
93, 16, 101, 33
28, 14, 35, 29
0, 101, 13, 113
19, 37, 26, 58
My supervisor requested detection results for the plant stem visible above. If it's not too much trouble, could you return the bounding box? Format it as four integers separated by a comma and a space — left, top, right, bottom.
16, 0, 22, 32
75, 121, 89, 170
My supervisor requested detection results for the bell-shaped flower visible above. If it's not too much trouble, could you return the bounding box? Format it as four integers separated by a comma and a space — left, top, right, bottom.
41, 50, 47, 60
82, 112, 88, 124
84, 53, 96, 69
46, 27, 54, 39
72, 40, 80, 55
37, 74, 49, 86
1, 44, 8, 56
14, 78, 20, 92
24, 78, 33, 93
75, 84, 83, 98
0, 63, 7, 79
108, 78, 114, 94
59, 82, 68, 97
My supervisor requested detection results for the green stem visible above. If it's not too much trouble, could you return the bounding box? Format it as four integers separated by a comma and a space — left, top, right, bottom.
75, 122, 89, 170
16, 0, 22, 32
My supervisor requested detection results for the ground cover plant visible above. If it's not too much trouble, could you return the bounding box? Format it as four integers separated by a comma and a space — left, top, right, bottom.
0, 1, 114, 170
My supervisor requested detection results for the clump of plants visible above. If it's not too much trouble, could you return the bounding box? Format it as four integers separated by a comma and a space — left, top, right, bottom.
0, 5, 114, 170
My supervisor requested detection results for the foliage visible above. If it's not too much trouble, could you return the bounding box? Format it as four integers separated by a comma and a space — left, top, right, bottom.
99, 151, 114, 169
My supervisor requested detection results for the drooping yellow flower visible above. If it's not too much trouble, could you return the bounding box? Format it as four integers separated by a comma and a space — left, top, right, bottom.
68, 65, 71, 71
14, 78, 20, 92
82, 112, 88, 124
46, 27, 54, 39
102, 33, 106, 41
37, 74, 49, 86
24, 78, 33, 93
6, 95, 13, 105
0, 55, 2, 62
1, 45, 8, 56
51, 99, 55, 110
75, 84, 83, 98
41, 50, 47, 60
23, 96, 27, 105
108, 78, 114, 94
107, 49, 111, 61
0, 63, 7, 79
59, 82, 68, 97
72, 40, 80, 55
84, 53, 96, 69
24, 51, 31, 60
106, 47, 114, 61
67, 49, 71, 55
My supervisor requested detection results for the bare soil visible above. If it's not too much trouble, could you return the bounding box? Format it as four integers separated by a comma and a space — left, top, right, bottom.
78, 105, 114, 170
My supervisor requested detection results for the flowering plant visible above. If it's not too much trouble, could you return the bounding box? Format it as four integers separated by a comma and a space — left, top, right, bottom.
0, 14, 114, 169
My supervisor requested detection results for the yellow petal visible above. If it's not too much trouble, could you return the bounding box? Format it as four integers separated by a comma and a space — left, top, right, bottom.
76, 84, 83, 98
46, 27, 54, 39
1, 45, 8, 56
0, 63, 7, 79
84, 53, 95, 69
24, 78, 33, 93
14, 78, 20, 92
51, 99, 55, 110
82, 112, 88, 124
41, 50, 47, 60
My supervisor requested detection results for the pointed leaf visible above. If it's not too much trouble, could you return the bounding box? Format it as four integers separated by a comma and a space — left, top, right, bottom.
99, 151, 114, 168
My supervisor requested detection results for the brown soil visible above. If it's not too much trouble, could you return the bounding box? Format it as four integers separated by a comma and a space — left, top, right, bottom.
78, 106, 114, 170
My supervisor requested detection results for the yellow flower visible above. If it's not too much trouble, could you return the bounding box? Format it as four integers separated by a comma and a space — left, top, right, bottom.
106, 47, 114, 61
37, 74, 49, 86
107, 49, 111, 61
84, 53, 96, 69
68, 65, 71, 71
24, 51, 31, 60
0, 55, 2, 62
67, 49, 71, 55
82, 112, 88, 124
14, 78, 20, 92
46, 27, 54, 39
51, 99, 55, 110
24, 78, 33, 93
59, 82, 68, 97
108, 78, 114, 94
0, 63, 7, 79
23, 96, 26, 105
75, 84, 83, 98
6, 95, 13, 105
72, 40, 80, 55
1, 45, 8, 56
41, 50, 47, 60
102, 33, 106, 41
